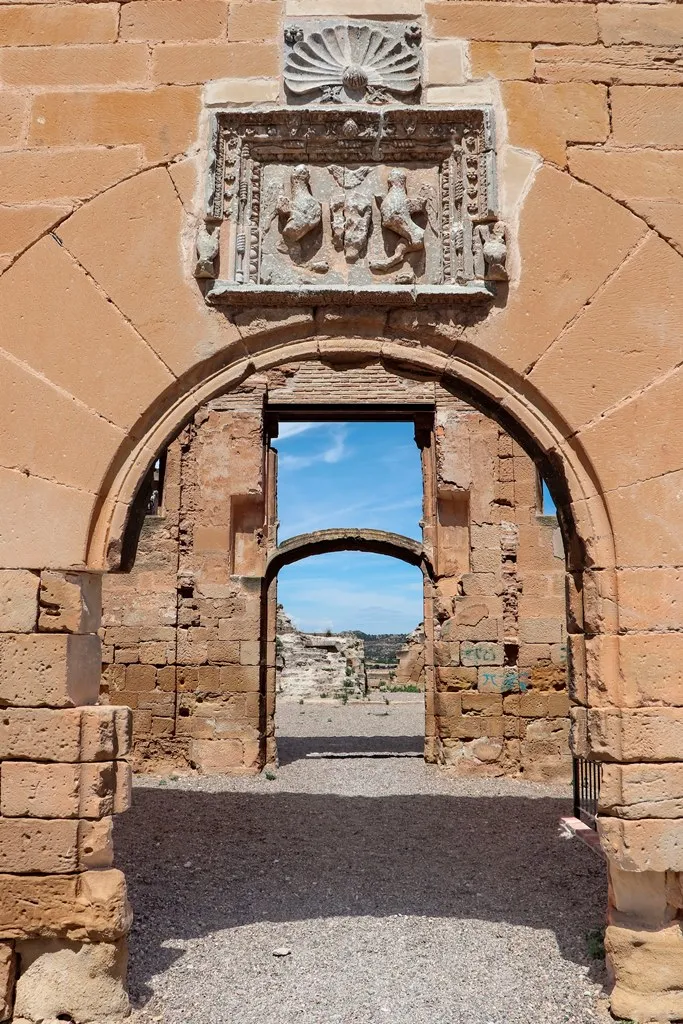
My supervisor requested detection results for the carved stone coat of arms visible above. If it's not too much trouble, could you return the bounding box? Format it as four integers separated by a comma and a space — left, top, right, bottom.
196, 106, 507, 308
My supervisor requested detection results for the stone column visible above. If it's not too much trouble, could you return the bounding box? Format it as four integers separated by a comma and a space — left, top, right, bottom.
571, 567, 683, 1021
0, 568, 132, 1023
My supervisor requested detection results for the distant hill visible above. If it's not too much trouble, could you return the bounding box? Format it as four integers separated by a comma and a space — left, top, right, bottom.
343, 631, 408, 666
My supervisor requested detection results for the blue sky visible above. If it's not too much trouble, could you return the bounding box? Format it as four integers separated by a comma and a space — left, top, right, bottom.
275, 421, 425, 633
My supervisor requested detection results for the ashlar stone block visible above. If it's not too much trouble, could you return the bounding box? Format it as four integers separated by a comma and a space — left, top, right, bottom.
601, 763, 683, 820
0, 870, 131, 942
0, 634, 101, 708
0, 706, 131, 763
39, 571, 101, 634
0, 571, 39, 633
0, 819, 78, 874
0, 762, 130, 820
14, 938, 128, 1024
599, 817, 683, 872
606, 922, 683, 1020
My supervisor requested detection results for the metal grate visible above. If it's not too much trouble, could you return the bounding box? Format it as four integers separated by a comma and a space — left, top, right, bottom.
573, 757, 602, 829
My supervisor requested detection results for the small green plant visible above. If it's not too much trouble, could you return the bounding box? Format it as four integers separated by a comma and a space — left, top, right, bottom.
340, 691, 349, 704
320, 691, 328, 699
265, 769, 276, 781
586, 927, 605, 960
388, 684, 420, 693
299, 698, 304, 705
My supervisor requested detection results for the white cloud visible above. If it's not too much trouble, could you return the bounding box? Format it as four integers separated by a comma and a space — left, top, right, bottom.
278, 424, 349, 471
277, 422, 321, 440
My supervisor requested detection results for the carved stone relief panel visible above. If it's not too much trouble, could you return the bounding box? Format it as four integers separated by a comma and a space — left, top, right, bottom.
197, 106, 508, 307
283, 20, 422, 105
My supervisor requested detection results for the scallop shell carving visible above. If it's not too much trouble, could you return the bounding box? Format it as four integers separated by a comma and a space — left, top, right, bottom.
284, 24, 421, 103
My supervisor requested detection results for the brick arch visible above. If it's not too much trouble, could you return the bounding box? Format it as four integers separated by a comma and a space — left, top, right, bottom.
266, 529, 433, 582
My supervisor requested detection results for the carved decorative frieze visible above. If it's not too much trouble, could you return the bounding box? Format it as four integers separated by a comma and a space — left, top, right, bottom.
196, 106, 507, 307
284, 21, 422, 105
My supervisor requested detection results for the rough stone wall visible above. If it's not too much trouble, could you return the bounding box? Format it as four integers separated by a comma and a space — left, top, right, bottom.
429, 402, 570, 782
276, 610, 367, 700
0, 570, 131, 1021
102, 387, 268, 776
102, 364, 568, 779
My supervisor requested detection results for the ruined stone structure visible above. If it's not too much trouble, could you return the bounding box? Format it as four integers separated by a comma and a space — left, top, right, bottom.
275, 609, 367, 701
0, 0, 682, 1019
101, 363, 569, 781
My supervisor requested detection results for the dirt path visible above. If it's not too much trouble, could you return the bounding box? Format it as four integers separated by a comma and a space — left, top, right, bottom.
119, 698, 608, 1024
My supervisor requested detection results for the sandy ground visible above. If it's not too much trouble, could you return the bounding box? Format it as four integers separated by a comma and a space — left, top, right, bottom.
119, 696, 609, 1024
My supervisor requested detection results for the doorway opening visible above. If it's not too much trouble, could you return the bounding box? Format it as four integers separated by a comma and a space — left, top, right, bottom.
266, 416, 428, 766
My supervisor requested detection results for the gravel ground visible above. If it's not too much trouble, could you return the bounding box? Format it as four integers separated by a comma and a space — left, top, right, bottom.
119, 697, 609, 1024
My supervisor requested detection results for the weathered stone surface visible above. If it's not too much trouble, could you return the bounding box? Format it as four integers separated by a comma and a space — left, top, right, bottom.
587, 708, 683, 762
601, 763, 683, 820
460, 642, 504, 667
0, 941, 15, 1023
0, 819, 78, 875
228, 1, 280, 42
0, 870, 131, 942
606, 922, 683, 1020
535, 44, 683, 86
0, 634, 101, 708
190, 738, 261, 774
0, 204, 72, 261
152, 41, 278, 85
122, 0, 227, 41
29, 86, 201, 164
569, 146, 683, 206
57, 168, 241, 377
0, 572, 38, 633
427, 1, 597, 43
0, 707, 131, 763
0, 762, 128, 820
0, 146, 142, 205
474, 164, 645, 373
608, 865, 671, 927
502, 82, 608, 166
78, 819, 114, 870
600, 4, 683, 46
0, 237, 174, 431
530, 233, 680, 433
39, 571, 101, 635
611, 86, 683, 147
14, 938, 128, 1023
0, 4, 118, 46
2, 44, 149, 89
599, 817, 683, 872
470, 42, 533, 80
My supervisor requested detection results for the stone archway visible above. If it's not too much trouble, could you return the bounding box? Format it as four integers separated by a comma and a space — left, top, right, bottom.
266, 528, 431, 578
0, 64, 681, 1021
264, 528, 436, 765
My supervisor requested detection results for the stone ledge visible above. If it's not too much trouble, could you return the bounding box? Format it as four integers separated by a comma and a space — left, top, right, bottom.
206, 282, 496, 307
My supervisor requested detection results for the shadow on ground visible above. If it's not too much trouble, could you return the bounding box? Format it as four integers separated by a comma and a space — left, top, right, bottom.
116, 783, 606, 1004
276, 734, 425, 763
